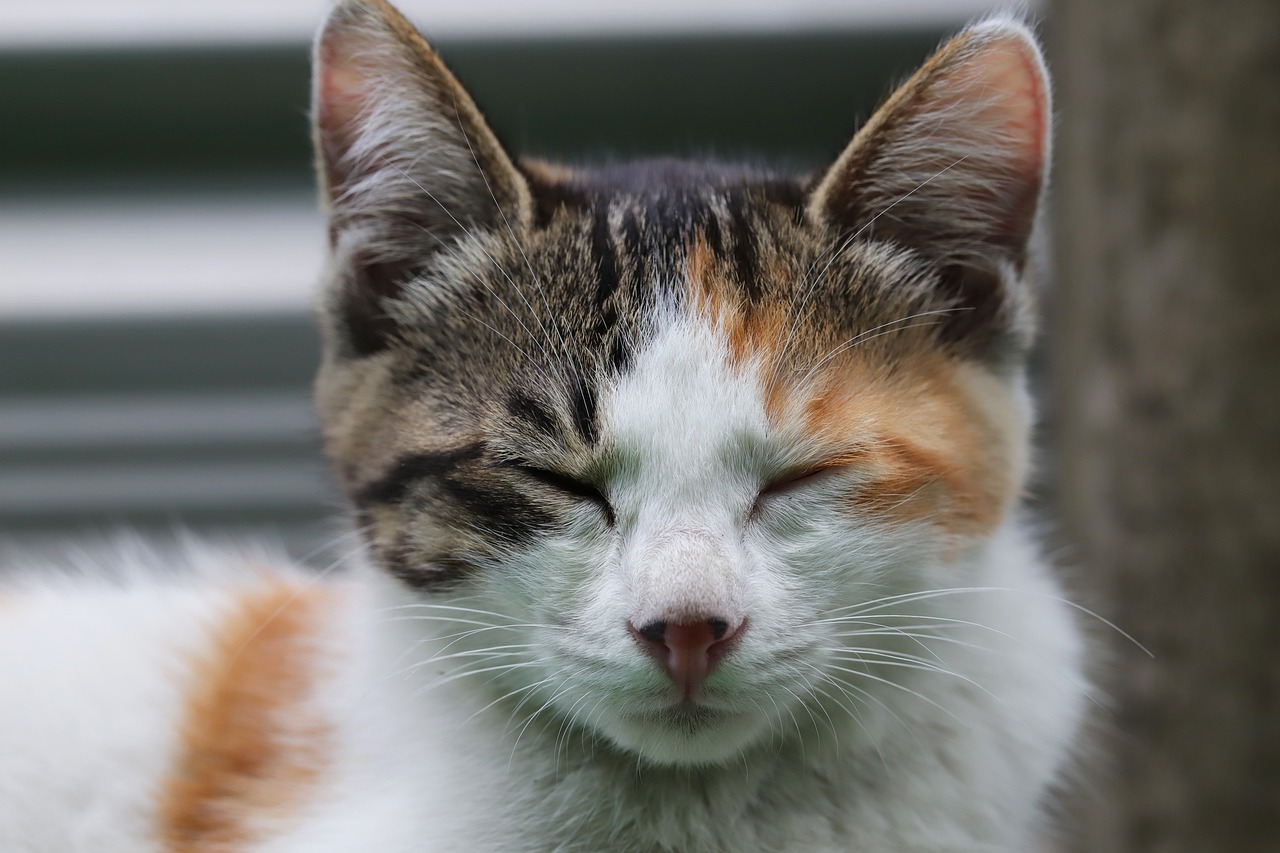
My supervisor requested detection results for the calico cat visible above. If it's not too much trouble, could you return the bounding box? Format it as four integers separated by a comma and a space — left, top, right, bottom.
0, 1, 1085, 850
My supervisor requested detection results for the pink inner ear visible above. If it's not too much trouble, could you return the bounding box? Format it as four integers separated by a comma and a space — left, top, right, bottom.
964, 34, 1049, 180
317, 42, 369, 132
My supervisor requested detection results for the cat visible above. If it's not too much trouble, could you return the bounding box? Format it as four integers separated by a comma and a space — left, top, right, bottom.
0, 1, 1086, 850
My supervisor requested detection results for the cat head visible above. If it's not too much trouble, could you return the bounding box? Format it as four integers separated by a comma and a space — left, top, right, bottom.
311, 0, 1049, 765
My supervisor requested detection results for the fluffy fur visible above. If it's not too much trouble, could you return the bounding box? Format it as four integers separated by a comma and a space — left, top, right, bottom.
0, 2, 1085, 850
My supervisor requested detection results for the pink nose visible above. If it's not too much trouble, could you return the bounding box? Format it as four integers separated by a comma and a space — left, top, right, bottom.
629, 617, 743, 700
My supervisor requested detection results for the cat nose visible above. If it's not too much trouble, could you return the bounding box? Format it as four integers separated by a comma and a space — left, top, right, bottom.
628, 617, 743, 700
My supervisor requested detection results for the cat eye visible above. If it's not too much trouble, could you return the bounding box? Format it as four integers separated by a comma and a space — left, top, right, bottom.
512, 464, 615, 525
761, 465, 842, 497
752, 465, 844, 517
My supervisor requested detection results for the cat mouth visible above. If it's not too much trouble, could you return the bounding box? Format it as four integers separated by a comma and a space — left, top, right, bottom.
602, 696, 769, 762
640, 701, 736, 732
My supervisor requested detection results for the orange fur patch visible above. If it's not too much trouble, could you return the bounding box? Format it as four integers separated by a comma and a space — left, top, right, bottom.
798, 359, 1020, 536
685, 237, 788, 408
159, 581, 335, 851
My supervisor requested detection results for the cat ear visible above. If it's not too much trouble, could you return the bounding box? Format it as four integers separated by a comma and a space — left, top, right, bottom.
312, 0, 531, 354
808, 20, 1050, 360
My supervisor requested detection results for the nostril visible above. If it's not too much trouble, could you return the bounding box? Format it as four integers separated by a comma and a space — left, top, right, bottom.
633, 620, 668, 645
628, 616, 746, 699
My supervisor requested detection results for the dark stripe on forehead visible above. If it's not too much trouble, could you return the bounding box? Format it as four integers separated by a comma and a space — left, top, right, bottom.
354, 443, 484, 506
726, 191, 762, 303
591, 203, 620, 316
606, 335, 632, 375
703, 206, 726, 256
589, 202, 632, 382
620, 207, 643, 256
568, 374, 598, 445
760, 178, 808, 208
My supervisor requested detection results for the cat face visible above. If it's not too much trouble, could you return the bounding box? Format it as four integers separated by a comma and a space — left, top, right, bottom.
311, 0, 1048, 764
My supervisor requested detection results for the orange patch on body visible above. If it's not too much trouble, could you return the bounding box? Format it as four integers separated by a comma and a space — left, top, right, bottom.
159, 580, 336, 852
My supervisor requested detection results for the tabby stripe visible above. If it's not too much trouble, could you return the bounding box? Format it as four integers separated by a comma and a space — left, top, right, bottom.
619, 207, 643, 272
382, 547, 476, 592
591, 202, 620, 318
726, 191, 762, 303
568, 375, 598, 446
504, 460, 612, 512
354, 443, 485, 506
438, 478, 554, 543
505, 392, 562, 440
703, 205, 726, 256
606, 334, 633, 374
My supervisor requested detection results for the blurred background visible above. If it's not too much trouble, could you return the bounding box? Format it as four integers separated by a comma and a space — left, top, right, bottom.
1, 0, 1276, 850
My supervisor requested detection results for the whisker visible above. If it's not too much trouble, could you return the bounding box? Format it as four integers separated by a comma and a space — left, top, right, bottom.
509, 678, 575, 770
409, 659, 544, 695
823, 661, 971, 731
379, 602, 558, 624
809, 662, 916, 753
553, 690, 595, 772
823, 585, 1150, 657
458, 678, 549, 731
803, 666, 889, 767
826, 648, 995, 693
390, 645, 537, 679
389, 621, 553, 669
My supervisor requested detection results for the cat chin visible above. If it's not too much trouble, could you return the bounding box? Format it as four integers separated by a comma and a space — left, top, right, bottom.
595, 704, 768, 766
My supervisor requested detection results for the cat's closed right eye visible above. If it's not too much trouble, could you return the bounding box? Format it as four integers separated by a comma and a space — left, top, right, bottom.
512, 463, 616, 525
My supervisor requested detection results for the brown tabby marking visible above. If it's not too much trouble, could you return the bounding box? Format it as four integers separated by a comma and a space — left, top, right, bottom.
160, 580, 334, 851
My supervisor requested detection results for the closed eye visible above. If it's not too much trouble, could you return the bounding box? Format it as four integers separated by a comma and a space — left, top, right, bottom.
762, 465, 844, 496
752, 464, 847, 517
513, 464, 615, 525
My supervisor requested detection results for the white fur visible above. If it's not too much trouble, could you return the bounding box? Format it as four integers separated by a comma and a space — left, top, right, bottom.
1, 303, 1085, 852
0, 549, 274, 852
